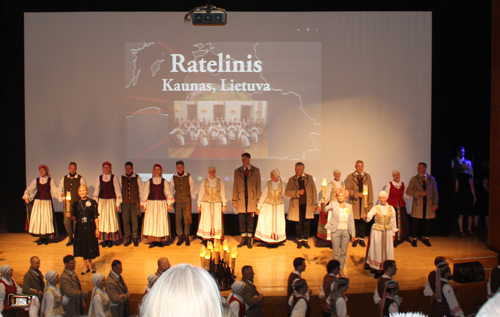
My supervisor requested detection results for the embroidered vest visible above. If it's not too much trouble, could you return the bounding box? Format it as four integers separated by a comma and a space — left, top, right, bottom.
228, 294, 246, 317
372, 206, 394, 231
148, 179, 167, 200
90, 291, 112, 317
98, 175, 116, 199
0, 279, 17, 311
202, 179, 222, 203
264, 181, 284, 205
46, 287, 65, 315
34, 177, 52, 200
173, 174, 192, 204
121, 175, 140, 204
386, 182, 406, 208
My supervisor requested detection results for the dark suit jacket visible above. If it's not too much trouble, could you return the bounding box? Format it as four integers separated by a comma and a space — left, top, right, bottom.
241, 278, 263, 317
60, 269, 83, 317
106, 271, 130, 317
22, 269, 45, 298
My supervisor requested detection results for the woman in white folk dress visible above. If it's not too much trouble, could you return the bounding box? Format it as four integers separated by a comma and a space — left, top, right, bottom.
93, 161, 122, 248
23, 165, 60, 245
88, 273, 112, 317
364, 191, 398, 278
41, 271, 69, 317
142, 164, 174, 248
197, 167, 227, 245
238, 128, 251, 148
254, 169, 288, 248
198, 128, 209, 147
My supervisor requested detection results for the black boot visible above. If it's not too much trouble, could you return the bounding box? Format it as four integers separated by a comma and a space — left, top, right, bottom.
107, 240, 113, 248
66, 236, 73, 246
124, 237, 131, 247
237, 237, 247, 248
43, 238, 49, 245
176, 235, 184, 246
247, 237, 253, 249
185, 236, 190, 246
133, 238, 139, 247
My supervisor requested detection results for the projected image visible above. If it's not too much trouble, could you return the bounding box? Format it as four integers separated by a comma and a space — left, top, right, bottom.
168, 100, 268, 159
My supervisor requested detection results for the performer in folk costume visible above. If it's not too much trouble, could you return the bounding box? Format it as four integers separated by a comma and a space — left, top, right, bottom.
385, 170, 410, 247
406, 162, 439, 247
428, 262, 464, 317
227, 281, 248, 317
119, 161, 144, 247
197, 128, 209, 147
0, 265, 22, 317
323, 188, 355, 277
317, 169, 345, 242
326, 278, 349, 317
88, 273, 112, 317
196, 166, 227, 243
254, 169, 288, 248
288, 278, 311, 317
238, 128, 251, 148
345, 160, 373, 248
58, 162, 86, 247
23, 165, 60, 245
250, 126, 259, 143
285, 162, 318, 249
364, 191, 398, 278
93, 161, 122, 248
171, 161, 197, 246
373, 260, 401, 309
69, 184, 99, 274
233, 153, 261, 249
41, 271, 69, 317
381, 280, 400, 317
424, 256, 447, 297
142, 164, 174, 248
319, 260, 340, 317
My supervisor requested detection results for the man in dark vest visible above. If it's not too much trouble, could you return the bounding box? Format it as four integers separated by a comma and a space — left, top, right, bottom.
373, 260, 400, 311
22, 256, 45, 300
119, 162, 143, 247
58, 162, 86, 246
170, 161, 197, 246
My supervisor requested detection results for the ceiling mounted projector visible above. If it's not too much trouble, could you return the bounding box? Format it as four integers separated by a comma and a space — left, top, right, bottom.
185, 3, 227, 25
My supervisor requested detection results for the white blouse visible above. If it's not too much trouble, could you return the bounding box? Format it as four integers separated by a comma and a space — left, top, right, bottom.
141, 177, 174, 206
23, 176, 60, 201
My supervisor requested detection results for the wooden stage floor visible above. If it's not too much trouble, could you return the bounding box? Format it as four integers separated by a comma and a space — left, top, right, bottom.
1, 233, 496, 298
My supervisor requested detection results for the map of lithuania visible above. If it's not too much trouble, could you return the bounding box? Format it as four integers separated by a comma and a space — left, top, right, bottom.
125, 42, 322, 160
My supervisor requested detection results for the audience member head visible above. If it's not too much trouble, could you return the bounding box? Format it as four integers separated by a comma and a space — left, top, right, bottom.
140, 264, 223, 317
385, 280, 399, 296
383, 260, 397, 277
434, 256, 447, 266
326, 260, 341, 275
292, 278, 308, 294
0, 265, 13, 281
293, 257, 306, 273
30, 256, 41, 271
242, 266, 255, 281
392, 170, 401, 182
157, 258, 171, 273
63, 255, 76, 271
111, 260, 123, 275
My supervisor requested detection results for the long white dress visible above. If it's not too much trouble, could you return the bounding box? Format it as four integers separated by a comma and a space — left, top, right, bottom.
255, 180, 288, 243
142, 177, 174, 241
250, 127, 259, 143
238, 129, 251, 148
23, 176, 60, 236
93, 174, 122, 240
169, 128, 185, 146
197, 177, 227, 239
365, 204, 398, 270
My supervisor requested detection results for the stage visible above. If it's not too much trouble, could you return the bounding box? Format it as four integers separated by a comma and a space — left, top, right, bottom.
1, 232, 496, 316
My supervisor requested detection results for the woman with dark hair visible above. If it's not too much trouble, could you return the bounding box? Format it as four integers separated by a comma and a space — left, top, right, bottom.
454, 163, 477, 237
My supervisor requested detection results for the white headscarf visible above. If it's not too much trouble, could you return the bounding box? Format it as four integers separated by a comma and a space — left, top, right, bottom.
379, 191, 388, 199
88, 273, 105, 317
231, 281, 245, 294
0, 265, 12, 277
45, 270, 58, 285
271, 169, 280, 180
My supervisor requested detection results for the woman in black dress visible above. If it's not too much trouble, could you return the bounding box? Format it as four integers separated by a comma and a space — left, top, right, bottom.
454, 163, 477, 237
67, 184, 100, 274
